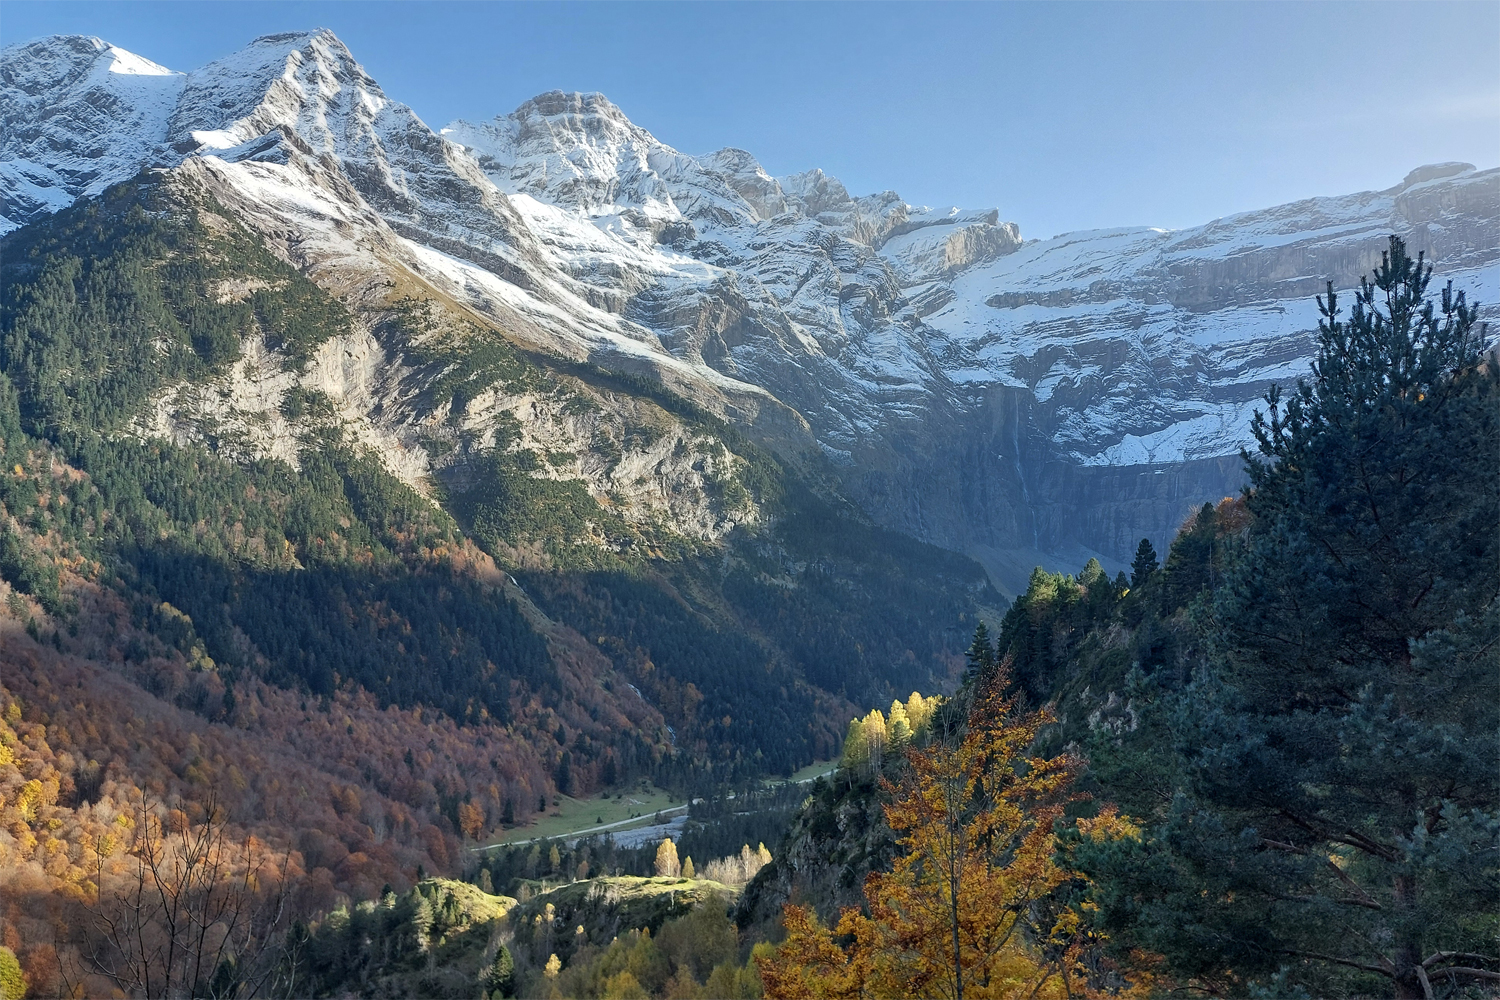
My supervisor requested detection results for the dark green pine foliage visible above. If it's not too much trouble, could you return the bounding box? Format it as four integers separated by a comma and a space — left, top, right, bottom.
486, 945, 515, 998
1128, 537, 1158, 589
964, 620, 996, 682
996, 563, 1127, 704
0, 177, 348, 438
1075, 237, 1499, 998
1158, 502, 1220, 613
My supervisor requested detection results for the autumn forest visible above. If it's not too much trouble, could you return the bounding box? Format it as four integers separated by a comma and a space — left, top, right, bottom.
0, 158, 1494, 1000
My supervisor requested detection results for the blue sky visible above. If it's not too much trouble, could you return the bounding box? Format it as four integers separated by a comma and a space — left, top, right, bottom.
4, 1, 1496, 239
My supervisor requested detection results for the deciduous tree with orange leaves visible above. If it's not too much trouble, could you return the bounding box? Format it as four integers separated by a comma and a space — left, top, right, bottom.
759, 662, 1150, 1000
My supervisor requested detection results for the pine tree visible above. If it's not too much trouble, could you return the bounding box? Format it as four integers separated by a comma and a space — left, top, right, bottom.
887, 699, 914, 747
963, 622, 996, 682
1128, 539, 1158, 590
1079, 557, 1105, 587
1158, 503, 1219, 613
1077, 237, 1499, 997
484, 944, 514, 998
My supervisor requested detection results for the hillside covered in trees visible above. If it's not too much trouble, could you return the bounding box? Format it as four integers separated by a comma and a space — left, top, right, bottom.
0, 104, 1491, 995
0, 169, 999, 993
743, 238, 1497, 999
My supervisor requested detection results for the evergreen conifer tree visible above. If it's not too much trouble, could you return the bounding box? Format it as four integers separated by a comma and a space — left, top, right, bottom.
1077, 237, 1499, 998
1128, 538, 1158, 589
1159, 503, 1220, 612
1080, 557, 1105, 587
485, 944, 514, 998
963, 622, 995, 682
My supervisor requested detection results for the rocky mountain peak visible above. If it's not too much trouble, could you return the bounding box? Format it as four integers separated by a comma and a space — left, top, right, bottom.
518, 88, 629, 122
0, 34, 185, 230
697, 147, 789, 220
165, 27, 388, 160
2, 28, 1495, 596
1401, 161, 1476, 189
0, 33, 177, 91
445, 90, 759, 227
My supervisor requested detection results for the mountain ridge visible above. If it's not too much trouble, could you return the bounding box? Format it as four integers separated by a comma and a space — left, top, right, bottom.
2, 29, 1496, 594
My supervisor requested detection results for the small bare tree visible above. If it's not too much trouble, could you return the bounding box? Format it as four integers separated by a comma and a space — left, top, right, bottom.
80, 790, 295, 999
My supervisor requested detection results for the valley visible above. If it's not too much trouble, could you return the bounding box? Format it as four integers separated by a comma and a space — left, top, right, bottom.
0, 22, 1494, 1000
482, 785, 686, 848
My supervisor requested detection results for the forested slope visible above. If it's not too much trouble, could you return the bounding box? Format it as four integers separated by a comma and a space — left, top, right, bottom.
0, 171, 998, 993
738, 238, 1498, 999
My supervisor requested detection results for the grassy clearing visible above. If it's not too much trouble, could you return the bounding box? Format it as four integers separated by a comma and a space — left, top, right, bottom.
510, 876, 741, 942
417, 877, 517, 920
780, 759, 837, 785
489, 784, 685, 845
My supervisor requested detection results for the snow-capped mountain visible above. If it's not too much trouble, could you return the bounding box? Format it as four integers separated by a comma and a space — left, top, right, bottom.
0, 34, 184, 224
441, 79, 1498, 585
3, 29, 1497, 592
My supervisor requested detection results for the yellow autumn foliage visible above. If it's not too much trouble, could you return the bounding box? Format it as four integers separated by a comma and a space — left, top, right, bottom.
762, 672, 1155, 999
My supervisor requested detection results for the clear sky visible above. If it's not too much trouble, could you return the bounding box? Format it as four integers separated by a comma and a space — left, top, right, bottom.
3, 1, 1497, 239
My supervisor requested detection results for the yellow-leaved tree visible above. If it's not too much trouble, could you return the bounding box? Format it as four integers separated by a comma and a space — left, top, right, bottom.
759, 668, 1150, 999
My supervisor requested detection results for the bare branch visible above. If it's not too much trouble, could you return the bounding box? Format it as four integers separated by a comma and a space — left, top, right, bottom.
1415, 963, 1434, 1000
1279, 948, 1396, 977
1423, 951, 1500, 969
1438, 968, 1500, 983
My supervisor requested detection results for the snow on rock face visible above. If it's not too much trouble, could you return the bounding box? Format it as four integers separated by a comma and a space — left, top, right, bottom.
937, 164, 1500, 468
699, 148, 790, 220
444, 91, 757, 229
165, 30, 551, 285
4, 29, 1498, 586
445, 93, 1027, 448
439, 80, 1496, 584
0, 30, 550, 278
0, 34, 184, 231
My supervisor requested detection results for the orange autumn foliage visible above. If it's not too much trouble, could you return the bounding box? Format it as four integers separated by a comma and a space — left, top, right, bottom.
759, 669, 1154, 1000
